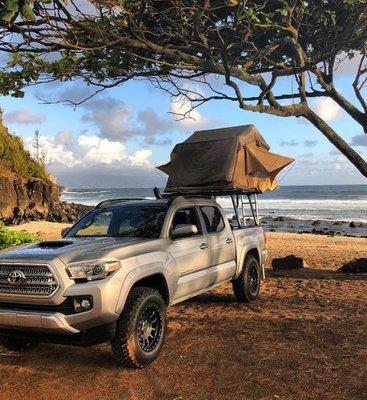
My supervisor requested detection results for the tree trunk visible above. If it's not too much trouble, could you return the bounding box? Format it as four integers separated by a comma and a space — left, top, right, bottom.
304, 109, 367, 179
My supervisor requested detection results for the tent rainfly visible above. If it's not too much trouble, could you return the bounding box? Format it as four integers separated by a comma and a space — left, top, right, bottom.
157, 125, 294, 194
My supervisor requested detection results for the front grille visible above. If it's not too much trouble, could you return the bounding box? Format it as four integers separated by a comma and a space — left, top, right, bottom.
0, 264, 59, 297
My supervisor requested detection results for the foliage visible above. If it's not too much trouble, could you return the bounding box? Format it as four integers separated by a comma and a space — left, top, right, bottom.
0, 222, 39, 250
0, 1, 366, 176
0, 112, 50, 180
0, 0, 51, 24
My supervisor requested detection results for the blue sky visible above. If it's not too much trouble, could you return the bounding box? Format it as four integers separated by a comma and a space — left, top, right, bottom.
1, 58, 366, 188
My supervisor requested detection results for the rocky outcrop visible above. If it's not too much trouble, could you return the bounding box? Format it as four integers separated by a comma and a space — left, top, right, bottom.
0, 174, 90, 224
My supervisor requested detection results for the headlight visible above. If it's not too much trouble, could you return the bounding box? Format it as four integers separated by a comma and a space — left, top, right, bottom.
66, 260, 121, 281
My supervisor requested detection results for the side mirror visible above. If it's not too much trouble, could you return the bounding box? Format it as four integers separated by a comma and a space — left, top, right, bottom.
171, 224, 198, 240
61, 227, 71, 238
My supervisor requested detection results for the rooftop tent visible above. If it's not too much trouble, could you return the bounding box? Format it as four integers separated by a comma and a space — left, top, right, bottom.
157, 124, 294, 194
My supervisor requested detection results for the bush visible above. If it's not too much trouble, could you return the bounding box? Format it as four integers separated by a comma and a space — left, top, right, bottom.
0, 222, 39, 250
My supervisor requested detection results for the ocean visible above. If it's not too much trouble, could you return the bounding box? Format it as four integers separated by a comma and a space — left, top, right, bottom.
61, 185, 367, 224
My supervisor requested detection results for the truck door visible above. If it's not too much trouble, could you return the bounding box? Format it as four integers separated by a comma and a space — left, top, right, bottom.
199, 206, 236, 282
167, 207, 211, 302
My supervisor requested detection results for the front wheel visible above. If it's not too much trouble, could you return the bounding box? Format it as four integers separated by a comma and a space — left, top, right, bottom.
232, 254, 261, 302
111, 287, 166, 368
0, 337, 38, 352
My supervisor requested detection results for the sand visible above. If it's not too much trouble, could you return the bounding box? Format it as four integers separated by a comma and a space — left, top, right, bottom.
8, 221, 71, 240
0, 223, 366, 400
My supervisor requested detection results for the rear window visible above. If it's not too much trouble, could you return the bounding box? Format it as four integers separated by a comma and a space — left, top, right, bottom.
200, 206, 225, 233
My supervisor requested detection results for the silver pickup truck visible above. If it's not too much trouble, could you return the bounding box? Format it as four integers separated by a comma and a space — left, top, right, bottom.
0, 196, 267, 368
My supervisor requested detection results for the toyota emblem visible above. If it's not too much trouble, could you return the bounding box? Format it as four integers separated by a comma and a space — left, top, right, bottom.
7, 270, 26, 285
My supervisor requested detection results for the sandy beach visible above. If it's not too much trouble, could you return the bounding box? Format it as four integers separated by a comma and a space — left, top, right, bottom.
0, 222, 366, 399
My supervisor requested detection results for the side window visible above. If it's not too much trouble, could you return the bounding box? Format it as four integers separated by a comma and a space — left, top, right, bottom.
171, 208, 200, 235
200, 206, 225, 233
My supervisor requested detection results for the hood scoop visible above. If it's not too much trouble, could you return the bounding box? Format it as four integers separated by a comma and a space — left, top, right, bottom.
37, 240, 74, 249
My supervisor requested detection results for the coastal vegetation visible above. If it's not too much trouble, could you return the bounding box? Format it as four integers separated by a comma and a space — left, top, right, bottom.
0, 111, 50, 181
0, 222, 39, 249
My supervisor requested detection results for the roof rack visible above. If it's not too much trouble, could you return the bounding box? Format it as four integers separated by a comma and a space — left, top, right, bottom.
94, 198, 146, 209
153, 187, 259, 199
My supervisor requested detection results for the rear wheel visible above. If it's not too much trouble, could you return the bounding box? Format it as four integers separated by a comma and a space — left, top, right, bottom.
111, 287, 166, 368
232, 254, 260, 302
0, 337, 38, 352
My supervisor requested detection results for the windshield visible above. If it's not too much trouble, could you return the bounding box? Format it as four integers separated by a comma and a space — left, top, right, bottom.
67, 203, 167, 239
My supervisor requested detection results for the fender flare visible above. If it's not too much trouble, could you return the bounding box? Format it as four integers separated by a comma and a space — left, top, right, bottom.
115, 261, 176, 314
235, 246, 260, 279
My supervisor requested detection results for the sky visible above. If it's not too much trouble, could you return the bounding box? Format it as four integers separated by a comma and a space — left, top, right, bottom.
1, 55, 367, 189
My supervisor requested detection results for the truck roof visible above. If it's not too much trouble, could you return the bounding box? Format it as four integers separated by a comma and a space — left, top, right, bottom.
95, 196, 220, 210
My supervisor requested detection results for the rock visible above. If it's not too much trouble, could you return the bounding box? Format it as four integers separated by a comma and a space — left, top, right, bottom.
337, 258, 367, 274
0, 173, 90, 224
312, 220, 321, 226
333, 221, 342, 226
274, 216, 285, 222
272, 255, 305, 270
349, 221, 356, 228
0, 175, 17, 219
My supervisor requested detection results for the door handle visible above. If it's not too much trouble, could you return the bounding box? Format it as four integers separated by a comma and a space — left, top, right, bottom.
200, 243, 208, 250
226, 238, 233, 244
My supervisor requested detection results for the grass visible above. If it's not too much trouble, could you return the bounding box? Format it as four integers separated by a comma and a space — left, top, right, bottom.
0, 113, 50, 181
0, 222, 39, 250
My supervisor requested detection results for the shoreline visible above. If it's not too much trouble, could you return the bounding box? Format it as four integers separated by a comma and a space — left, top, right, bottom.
260, 215, 367, 238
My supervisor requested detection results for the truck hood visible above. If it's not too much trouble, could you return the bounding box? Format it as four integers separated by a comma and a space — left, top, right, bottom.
0, 237, 150, 265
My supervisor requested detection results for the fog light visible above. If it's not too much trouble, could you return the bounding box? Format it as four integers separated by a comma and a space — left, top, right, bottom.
81, 299, 91, 309
72, 296, 93, 313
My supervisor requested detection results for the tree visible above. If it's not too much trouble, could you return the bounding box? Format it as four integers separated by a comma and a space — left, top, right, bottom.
0, 0, 366, 177
32, 128, 47, 167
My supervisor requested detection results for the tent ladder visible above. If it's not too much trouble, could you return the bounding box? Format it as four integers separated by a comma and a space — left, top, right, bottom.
230, 194, 241, 228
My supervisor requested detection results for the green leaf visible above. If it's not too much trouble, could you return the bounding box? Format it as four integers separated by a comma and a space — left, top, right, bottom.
1, 10, 16, 22
5, 0, 19, 12
20, 3, 36, 22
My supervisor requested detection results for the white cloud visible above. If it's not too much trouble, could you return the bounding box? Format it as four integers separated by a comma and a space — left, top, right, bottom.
313, 98, 341, 121
171, 98, 201, 124
281, 152, 366, 185
78, 135, 127, 164
81, 98, 132, 141
22, 132, 159, 187
54, 129, 73, 146
81, 97, 175, 144
351, 134, 367, 147
130, 149, 152, 165
5, 108, 46, 125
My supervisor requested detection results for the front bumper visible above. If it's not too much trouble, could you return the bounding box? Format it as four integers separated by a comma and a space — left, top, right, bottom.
0, 309, 79, 334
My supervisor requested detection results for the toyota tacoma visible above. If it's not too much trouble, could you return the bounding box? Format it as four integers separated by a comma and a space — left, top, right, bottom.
0, 196, 266, 368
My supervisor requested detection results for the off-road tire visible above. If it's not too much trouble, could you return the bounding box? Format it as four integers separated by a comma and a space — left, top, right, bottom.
232, 254, 261, 302
0, 337, 38, 352
111, 287, 166, 368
